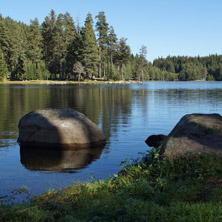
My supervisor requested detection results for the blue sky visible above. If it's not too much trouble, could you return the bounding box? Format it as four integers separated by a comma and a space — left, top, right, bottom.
1, 0, 222, 62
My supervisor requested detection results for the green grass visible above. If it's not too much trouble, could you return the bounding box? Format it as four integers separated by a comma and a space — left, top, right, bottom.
1, 149, 222, 221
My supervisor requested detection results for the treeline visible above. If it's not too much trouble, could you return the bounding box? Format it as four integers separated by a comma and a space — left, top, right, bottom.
0, 10, 222, 82
153, 55, 222, 81
0, 10, 154, 81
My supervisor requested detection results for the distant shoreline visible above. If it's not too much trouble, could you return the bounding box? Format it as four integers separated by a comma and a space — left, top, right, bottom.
0, 79, 217, 86
0, 80, 144, 85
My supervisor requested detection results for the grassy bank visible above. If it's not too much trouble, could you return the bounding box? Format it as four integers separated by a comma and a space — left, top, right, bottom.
1, 149, 222, 221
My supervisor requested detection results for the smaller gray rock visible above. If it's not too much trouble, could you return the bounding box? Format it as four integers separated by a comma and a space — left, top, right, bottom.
18, 108, 106, 149
160, 113, 222, 158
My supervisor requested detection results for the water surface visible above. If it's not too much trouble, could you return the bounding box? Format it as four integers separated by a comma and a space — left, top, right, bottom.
0, 81, 222, 202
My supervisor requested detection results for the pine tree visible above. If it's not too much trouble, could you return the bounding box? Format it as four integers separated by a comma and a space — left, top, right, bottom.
139, 45, 147, 82
6, 19, 27, 79
27, 18, 43, 72
134, 54, 142, 80
51, 13, 65, 79
0, 48, 8, 80
81, 13, 99, 79
219, 64, 222, 80
66, 32, 83, 79
107, 26, 117, 79
0, 16, 10, 69
41, 16, 52, 68
115, 38, 131, 80
14, 55, 25, 79
95, 11, 109, 78
62, 12, 77, 78
41, 9, 56, 78
63, 12, 77, 78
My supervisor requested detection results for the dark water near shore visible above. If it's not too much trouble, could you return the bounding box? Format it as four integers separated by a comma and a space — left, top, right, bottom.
0, 81, 222, 203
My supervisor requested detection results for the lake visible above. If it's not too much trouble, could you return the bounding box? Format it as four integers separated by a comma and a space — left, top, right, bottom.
1, 81, 222, 203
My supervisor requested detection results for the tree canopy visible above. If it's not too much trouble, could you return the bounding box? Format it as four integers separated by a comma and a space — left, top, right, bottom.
0, 10, 221, 81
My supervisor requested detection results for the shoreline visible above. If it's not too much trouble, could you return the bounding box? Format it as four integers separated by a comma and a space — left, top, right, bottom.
0, 80, 143, 85
0, 79, 213, 85
1, 152, 222, 221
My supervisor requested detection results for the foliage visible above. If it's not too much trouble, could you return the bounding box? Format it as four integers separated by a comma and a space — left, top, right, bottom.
0, 11, 222, 81
23, 61, 50, 80
153, 55, 222, 81
1, 149, 222, 221
95, 11, 109, 78
81, 13, 99, 78
115, 38, 131, 80
0, 47, 8, 80
72, 61, 84, 81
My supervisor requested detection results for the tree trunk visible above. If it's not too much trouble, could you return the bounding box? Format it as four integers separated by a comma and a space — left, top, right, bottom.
99, 48, 102, 78
59, 61, 62, 79
62, 62, 65, 79
110, 53, 113, 79
142, 69, 144, 83
78, 72, 80, 82
103, 62, 106, 78
36, 62, 38, 73
121, 65, 124, 81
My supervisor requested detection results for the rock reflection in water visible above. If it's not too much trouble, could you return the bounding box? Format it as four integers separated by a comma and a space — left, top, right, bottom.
20, 146, 104, 173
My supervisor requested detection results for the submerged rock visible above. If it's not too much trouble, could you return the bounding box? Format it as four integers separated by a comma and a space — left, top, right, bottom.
18, 108, 106, 149
160, 113, 222, 158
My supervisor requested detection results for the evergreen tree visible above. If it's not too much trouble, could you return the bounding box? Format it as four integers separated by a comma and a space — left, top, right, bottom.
107, 26, 118, 79
41, 9, 56, 78
2, 10, 222, 82
41, 16, 51, 67
27, 18, 43, 72
95, 11, 109, 78
219, 64, 222, 80
134, 54, 143, 80
51, 13, 65, 79
64, 12, 77, 46
7, 19, 27, 79
64, 12, 77, 78
14, 55, 25, 79
0, 48, 8, 80
66, 32, 82, 79
81, 13, 99, 79
139, 45, 147, 82
0, 16, 10, 69
115, 38, 131, 80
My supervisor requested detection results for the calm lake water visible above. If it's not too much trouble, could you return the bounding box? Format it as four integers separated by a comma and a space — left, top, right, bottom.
0, 81, 222, 203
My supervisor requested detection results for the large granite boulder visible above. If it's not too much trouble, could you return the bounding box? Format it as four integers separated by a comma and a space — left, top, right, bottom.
160, 113, 222, 158
18, 108, 106, 149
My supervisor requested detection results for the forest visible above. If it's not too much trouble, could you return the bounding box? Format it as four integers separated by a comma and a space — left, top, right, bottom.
0, 9, 222, 81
